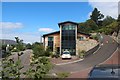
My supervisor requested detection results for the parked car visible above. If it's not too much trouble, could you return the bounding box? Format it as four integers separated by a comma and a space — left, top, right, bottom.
88, 64, 120, 80
61, 51, 71, 59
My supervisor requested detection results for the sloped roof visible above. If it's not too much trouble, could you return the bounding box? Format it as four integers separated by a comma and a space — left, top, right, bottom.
42, 31, 60, 37
43, 31, 90, 37
58, 21, 78, 27
77, 31, 91, 36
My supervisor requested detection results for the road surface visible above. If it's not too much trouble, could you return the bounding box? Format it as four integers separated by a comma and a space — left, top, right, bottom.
50, 35, 118, 73
5, 35, 118, 75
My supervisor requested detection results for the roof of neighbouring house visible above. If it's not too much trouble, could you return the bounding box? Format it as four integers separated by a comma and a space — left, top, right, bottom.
77, 31, 91, 36
58, 21, 79, 27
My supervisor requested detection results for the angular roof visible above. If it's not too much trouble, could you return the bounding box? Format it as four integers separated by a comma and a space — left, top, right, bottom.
58, 21, 79, 27
42, 31, 60, 37
43, 31, 90, 37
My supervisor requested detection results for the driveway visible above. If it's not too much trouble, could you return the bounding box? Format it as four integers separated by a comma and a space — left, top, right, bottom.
50, 35, 118, 73
9, 49, 32, 74
9, 49, 32, 65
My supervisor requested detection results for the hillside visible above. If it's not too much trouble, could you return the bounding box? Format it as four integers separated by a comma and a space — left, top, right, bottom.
0, 39, 16, 45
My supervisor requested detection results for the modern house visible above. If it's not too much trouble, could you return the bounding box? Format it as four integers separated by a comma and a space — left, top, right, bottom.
43, 21, 91, 55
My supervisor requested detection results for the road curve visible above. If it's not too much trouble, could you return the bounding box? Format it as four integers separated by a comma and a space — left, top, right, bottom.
51, 35, 118, 73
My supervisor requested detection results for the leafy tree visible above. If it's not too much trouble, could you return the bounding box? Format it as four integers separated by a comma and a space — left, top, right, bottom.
78, 19, 98, 33
102, 16, 115, 26
78, 22, 86, 32
2, 45, 7, 51
2, 37, 27, 79
44, 47, 52, 57
32, 42, 42, 46
15, 37, 25, 51
32, 42, 45, 58
26, 43, 32, 49
24, 57, 52, 79
1, 45, 12, 58
86, 19, 98, 31
32, 42, 53, 58
2, 44, 24, 79
2, 53, 23, 79
90, 8, 104, 25
99, 21, 118, 35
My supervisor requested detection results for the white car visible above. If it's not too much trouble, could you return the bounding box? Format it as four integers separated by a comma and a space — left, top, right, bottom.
61, 51, 71, 59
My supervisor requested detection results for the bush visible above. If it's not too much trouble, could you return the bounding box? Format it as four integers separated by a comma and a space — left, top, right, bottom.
24, 56, 53, 78
2, 51, 11, 58
56, 72, 70, 78
52, 54, 59, 58
91, 35, 99, 41
44, 47, 52, 57
26, 43, 32, 49
32, 44, 44, 58
78, 50, 86, 58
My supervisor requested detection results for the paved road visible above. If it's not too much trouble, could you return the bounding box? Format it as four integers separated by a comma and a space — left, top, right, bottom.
51, 35, 118, 73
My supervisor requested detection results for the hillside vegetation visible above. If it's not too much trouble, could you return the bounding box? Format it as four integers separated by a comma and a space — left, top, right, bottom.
78, 8, 120, 36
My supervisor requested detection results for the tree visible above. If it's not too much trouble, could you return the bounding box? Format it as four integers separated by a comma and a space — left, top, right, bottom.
86, 19, 98, 31
44, 47, 52, 57
102, 16, 115, 26
26, 43, 32, 49
78, 22, 87, 33
78, 19, 98, 33
32, 42, 45, 58
90, 8, 104, 25
99, 21, 118, 35
24, 57, 52, 78
15, 37, 25, 51
2, 58, 23, 79
2, 50, 23, 79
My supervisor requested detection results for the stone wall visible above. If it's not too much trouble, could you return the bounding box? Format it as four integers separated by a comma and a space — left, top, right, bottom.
76, 39, 98, 54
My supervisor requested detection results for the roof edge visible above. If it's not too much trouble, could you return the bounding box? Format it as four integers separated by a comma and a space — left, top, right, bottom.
42, 31, 60, 37
58, 21, 79, 27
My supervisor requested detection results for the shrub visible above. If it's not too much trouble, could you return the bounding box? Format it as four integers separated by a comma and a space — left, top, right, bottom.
26, 43, 32, 49
78, 50, 86, 59
91, 35, 99, 41
56, 72, 70, 78
44, 47, 52, 57
32, 44, 44, 58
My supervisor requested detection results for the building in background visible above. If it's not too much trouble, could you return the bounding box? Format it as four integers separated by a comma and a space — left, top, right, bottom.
43, 21, 91, 55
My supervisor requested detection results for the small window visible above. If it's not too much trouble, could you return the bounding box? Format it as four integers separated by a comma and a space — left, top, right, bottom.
48, 37, 53, 41
79, 36, 84, 41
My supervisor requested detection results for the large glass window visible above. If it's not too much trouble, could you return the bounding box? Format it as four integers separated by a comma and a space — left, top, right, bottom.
48, 37, 54, 51
61, 24, 76, 55
62, 25, 76, 30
